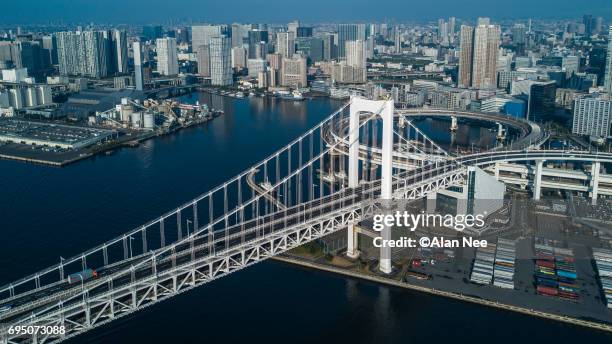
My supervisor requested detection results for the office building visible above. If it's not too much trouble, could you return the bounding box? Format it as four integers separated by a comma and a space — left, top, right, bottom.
276, 32, 295, 58
323, 34, 335, 61
156, 37, 179, 76
133, 41, 144, 90
196, 45, 210, 77
247, 59, 266, 78
337, 24, 358, 58
562, 56, 580, 76
247, 29, 268, 59
231, 23, 250, 48
41, 35, 58, 65
295, 37, 324, 63
231, 46, 247, 70
112, 30, 128, 74
605, 26, 612, 94
345, 40, 366, 83
281, 54, 307, 88
142, 26, 163, 41
210, 35, 232, 86
192, 25, 227, 49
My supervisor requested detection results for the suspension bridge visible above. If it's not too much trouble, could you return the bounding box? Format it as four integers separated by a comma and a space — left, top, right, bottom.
0, 97, 610, 344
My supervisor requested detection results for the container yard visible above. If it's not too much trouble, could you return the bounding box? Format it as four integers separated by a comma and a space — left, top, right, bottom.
470, 243, 496, 285
493, 238, 516, 289
534, 238, 579, 301
593, 248, 612, 308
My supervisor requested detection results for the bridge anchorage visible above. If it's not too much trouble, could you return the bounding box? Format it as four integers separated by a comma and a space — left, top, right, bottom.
1, 97, 609, 344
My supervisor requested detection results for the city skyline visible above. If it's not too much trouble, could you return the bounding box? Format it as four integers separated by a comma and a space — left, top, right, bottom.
2, 0, 612, 24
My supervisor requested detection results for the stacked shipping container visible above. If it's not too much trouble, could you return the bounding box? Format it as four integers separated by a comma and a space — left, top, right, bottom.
592, 248, 612, 308
493, 238, 516, 289
534, 238, 579, 301
470, 243, 496, 284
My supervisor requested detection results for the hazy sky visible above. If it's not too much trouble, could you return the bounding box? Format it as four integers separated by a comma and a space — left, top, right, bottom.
2, 0, 612, 24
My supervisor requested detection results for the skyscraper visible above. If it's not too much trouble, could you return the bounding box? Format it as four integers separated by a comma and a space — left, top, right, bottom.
133, 41, 144, 90
346, 40, 366, 83
457, 22, 500, 89
281, 54, 307, 88
196, 45, 210, 77
209, 35, 232, 86
276, 32, 295, 58
231, 23, 250, 48
322, 34, 335, 61
156, 37, 178, 76
231, 46, 247, 69
192, 25, 227, 48
56, 30, 110, 78
605, 26, 612, 95
247, 29, 268, 59
471, 23, 500, 89
458, 25, 474, 88
113, 30, 128, 74
337, 24, 358, 58
41, 35, 57, 65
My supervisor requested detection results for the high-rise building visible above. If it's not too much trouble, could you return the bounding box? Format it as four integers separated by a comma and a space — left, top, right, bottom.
295, 37, 323, 63
56, 31, 110, 78
196, 45, 210, 77
438, 19, 449, 45
192, 25, 228, 49
41, 35, 57, 65
209, 35, 232, 86
448, 17, 456, 43
337, 24, 358, 58
605, 26, 612, 94
133, 41, 144, 90
267, 53, 282, 70
527, 81, 557, 121
276, 32, 295, 58
112, 30, 128, 74
156, 37, 178, 76
562, 56, 580, 76
288, 21, 300, 36
296, 27, 313, 38
231, 23, 250, 48
247, 29, 268, 59
458, 25, 474, 88
322, 34, 335, 61
471, 23, 500, 89
583, 14, 594, 36
572, 96, 612, 138
394, 27, 401, 53
247, 59, 266, 78
142, 26, 163, 41
281, 54, 307, 88
231, 46, 247, 69
345, 40, 366, 83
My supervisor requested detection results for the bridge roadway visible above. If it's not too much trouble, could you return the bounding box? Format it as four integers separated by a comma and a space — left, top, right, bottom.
396, 108, 544, 151
2, 149, 611, 343
0, 157, 467, 343
321, 109, 548, 170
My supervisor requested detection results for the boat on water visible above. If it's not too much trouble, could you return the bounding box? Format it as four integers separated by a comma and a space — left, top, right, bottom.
275, 90, 305, 101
